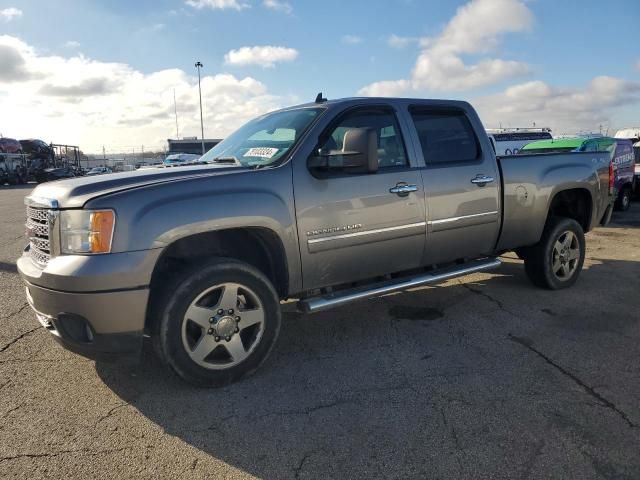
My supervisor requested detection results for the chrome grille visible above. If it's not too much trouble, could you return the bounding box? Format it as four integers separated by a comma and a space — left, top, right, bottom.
26, 206, 51, 265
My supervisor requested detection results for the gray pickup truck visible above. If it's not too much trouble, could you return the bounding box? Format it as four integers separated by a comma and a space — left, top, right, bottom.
18, 97, 614, 386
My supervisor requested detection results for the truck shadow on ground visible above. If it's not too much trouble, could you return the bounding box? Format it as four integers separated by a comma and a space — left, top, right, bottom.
0, 261, 17, 273
608, 203, 640, 228
95, 258, 640, 479
0, 184, 35, 191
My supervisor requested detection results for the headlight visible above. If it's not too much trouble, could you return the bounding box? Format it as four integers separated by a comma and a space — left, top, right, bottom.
60, 210, 115, 254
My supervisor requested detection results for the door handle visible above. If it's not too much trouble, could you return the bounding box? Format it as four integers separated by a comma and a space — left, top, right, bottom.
470, 175, 495, 186
389, 183, 418, 196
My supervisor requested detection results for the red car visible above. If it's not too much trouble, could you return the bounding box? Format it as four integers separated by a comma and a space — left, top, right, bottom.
0, 137, 22, 154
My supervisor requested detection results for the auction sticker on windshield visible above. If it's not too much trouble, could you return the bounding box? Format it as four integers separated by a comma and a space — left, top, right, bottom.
244, 147, 279, 158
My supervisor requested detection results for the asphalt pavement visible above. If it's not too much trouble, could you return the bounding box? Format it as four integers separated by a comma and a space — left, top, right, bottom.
1, 184, 639, 479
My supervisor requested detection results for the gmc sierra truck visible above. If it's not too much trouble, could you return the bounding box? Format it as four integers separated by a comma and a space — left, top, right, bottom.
18, 97, 614, 386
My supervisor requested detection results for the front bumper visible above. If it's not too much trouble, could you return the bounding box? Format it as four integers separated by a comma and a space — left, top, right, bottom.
24, 281, 148, 361
18, 251, 154, 361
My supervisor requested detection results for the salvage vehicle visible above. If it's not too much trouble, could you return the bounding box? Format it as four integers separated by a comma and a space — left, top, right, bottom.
0, 153, 28, 185
19, 139, 54, 162
34, 166, 76, 183
0, 137, 23, 154
18, 97, 614, 386
520, 136, 634, 211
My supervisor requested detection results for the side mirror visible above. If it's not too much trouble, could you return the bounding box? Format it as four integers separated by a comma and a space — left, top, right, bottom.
308, 128, 378, 173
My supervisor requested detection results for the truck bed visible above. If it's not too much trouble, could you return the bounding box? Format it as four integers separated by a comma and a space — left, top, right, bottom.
496, 151, 611, 251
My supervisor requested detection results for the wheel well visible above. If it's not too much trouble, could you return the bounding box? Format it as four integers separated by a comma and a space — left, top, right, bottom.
547, 188, 592, 232
146, 228, 288, 330
620, 182, 633, 193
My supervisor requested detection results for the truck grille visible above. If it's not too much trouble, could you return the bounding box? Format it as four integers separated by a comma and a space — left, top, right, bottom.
26, 206, 51, 265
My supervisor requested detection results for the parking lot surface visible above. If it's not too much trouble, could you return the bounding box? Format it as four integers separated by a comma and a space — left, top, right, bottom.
1, 184, 639, 479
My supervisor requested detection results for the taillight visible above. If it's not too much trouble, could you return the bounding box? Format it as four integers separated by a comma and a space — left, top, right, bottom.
609, 161, 614, 195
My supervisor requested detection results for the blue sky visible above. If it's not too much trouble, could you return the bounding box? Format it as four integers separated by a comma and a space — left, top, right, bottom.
1, 0, 639, 152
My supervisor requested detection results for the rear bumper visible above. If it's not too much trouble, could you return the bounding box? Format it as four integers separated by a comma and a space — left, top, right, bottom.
23, 278, 148, 361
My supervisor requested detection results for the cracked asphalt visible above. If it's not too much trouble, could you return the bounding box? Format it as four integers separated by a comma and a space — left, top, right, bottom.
1, 184, 639, 479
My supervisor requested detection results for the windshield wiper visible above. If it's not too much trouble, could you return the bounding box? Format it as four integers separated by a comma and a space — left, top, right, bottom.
211, 156, 240, 165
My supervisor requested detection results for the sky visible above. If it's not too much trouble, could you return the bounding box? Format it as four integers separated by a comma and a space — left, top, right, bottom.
1, 0, 639, 154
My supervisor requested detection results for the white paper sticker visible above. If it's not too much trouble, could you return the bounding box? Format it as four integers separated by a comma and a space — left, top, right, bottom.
244, 147, 279, 159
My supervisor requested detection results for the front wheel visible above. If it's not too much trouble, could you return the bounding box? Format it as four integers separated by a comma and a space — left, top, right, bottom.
154, 259, 281, 387
524, 217, 585, 290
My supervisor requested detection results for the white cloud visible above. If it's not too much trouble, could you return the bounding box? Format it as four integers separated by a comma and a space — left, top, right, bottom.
263, 0, 292, 14
64, 40, 81, 48
474, 77, 640, 133
358, 80, 410, 97
185, 0, 248, 10
360, 0, 532, 95
0, 7, 22, 21
387, 34, 418, 49
224, 45, 298, 67
342, 35, 363, 45
0, 35, 285, 152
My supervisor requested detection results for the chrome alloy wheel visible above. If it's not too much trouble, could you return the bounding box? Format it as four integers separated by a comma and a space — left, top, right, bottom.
551, 230, 580, 281
181, 282, 265, 369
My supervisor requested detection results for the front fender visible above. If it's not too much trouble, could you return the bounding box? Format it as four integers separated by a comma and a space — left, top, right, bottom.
85, 166, 301, 293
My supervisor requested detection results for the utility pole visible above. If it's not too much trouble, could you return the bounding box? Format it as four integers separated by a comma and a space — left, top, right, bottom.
195, 61, 205, 155
173, 88, 179, 139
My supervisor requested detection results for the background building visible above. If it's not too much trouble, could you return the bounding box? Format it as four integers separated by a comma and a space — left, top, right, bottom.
168, 138, 222, 155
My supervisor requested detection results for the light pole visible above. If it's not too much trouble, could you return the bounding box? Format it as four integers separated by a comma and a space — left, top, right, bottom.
195, 61, 205, 155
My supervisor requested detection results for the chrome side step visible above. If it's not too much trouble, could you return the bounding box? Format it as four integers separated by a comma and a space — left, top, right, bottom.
297, 258, 501, 313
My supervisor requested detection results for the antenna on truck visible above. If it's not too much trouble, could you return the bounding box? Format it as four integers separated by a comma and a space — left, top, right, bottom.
315, 92, 327, 103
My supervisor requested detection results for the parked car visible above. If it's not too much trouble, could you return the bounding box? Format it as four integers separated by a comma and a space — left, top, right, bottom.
163, 153, 201, 166
86, 167, 113, 176
520, 136, 634, 211
35, 166, 76, 183
18, 97, 614, 387
0, 137, 23, 154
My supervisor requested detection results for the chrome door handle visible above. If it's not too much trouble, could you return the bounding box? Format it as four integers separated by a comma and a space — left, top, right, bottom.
390, 184, 418, 196
470, 175, 495, 186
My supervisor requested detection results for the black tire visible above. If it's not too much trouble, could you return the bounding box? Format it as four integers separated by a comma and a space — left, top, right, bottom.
524, 217, 585, 290
614, 186, 631, 212
154, 259, 281, 387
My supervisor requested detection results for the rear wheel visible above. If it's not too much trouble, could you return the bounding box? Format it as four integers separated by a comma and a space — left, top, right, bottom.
154, 259, 281, 387
524, 217, 585, 290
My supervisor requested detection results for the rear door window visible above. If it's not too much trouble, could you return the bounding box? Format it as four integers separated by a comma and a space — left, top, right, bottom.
409, 108, 480, 164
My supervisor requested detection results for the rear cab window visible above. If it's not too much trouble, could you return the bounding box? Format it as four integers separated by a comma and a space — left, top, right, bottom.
409, 107, 480, 164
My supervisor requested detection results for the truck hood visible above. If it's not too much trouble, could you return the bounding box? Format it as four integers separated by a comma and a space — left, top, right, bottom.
29, 164, 246, 208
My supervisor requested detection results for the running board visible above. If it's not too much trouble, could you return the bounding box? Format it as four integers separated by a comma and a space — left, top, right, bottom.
297, 258, 501, 313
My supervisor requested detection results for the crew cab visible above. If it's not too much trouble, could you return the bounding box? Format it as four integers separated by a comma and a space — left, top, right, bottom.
18, 97, 613, 386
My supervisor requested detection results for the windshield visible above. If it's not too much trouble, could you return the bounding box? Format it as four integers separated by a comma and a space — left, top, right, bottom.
200, 107, 324, 167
